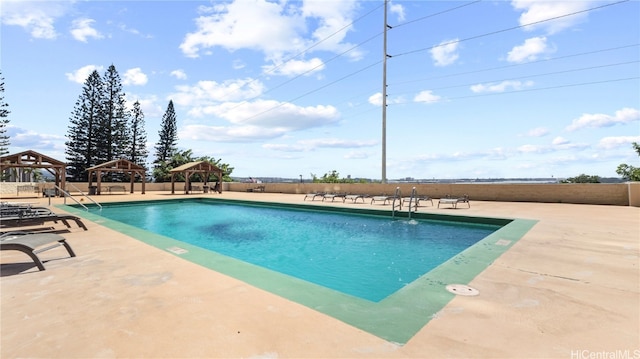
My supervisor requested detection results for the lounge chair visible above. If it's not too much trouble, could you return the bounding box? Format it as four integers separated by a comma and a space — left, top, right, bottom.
0, 204, 88, 230
402, 195, 433, 207
370, 195, 396, 205
343, 194, 367, 203
322, 193, 347, 202
0, 232, 76, 271
303, 192, 326, 201
438, 194, 470, 208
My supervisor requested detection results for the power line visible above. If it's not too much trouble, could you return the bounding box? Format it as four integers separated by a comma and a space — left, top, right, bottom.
390, 44, 640, 86
225, 0, 634, 125
239, 61, 382, 123
217, 2, 384, 115
391, 0, 630, 58
457, 76, 640, 99
387, 76, 639, 104
390, 0, 482, 29
392, 60, 639, 95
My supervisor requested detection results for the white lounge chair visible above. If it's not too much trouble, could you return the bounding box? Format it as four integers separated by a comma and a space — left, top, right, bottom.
303, 192, 326, 201
0, 232, 76, 271
438, 194, 470, 208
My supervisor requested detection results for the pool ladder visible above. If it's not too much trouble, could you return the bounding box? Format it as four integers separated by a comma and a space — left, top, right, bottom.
53, 183, 102, 211
391, 187, 402, 218
392, 187, 418, 219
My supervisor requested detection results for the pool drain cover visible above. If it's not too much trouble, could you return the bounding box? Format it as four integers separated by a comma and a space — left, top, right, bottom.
446, 284, 479, 296
167, 246, 188, 255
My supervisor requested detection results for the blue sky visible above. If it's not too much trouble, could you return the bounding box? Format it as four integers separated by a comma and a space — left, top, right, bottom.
1, 0, 638, 180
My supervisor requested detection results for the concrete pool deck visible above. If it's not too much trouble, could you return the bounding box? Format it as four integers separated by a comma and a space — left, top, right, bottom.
1, 191, 639, 358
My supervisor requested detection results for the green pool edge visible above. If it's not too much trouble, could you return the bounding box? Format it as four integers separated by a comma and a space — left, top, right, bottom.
59, 198, 537, 345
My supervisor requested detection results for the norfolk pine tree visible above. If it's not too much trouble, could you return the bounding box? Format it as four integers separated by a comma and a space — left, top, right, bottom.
129, 100, 148, 168
0, 70, 10, 156
154, 100, 178, 163
153, 100, 178, 182
65, 70, 104, 181
98, 65, 129, 166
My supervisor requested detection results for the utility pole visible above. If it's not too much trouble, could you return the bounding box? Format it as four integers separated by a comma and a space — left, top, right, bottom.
381, 0, 389, 183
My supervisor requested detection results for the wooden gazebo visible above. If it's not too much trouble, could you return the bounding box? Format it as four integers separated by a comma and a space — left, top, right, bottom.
87, 159, 146, 195
0, 150, 66, 192
170, 161, 223, 194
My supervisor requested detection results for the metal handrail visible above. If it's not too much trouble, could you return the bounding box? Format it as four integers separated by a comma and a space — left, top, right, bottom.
54, 184, 102, 211
391, 187, 402, 218
407, 187, 417, 219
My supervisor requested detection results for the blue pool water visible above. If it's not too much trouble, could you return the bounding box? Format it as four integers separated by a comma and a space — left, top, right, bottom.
96, 200, 500, 302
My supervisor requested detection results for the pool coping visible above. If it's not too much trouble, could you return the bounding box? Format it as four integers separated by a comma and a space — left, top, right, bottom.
60, 198, 537, 345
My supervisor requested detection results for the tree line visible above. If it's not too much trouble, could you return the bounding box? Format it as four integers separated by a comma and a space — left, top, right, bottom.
65, 65, 148, 181
64, 64, 233, 183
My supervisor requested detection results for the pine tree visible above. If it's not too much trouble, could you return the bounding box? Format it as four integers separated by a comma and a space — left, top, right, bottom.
153, 100, 178, 182
0, 70, 10, 156
154, 100, 178, 164
98, 64, 129, 164
65, 70, 103, 181
129, 100, 148, 167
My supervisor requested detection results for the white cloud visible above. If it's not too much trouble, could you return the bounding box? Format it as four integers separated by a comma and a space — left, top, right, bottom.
232, 60, 245, 70
389, 1, 406, 22
507, 36, 552, 63
122, 68, 148, 86
263, 138, 377, 152
368, 92, 406, 106
430, 39, 459, 67
525, 127, 550, 137
368, 93, 383, 106
518, 144, 550, 154
597, 136, 640, 150
511, 0, 594, 34
566, 108, 640, 131
70, 18, 103, 42
179, 100, 340, 143
470, 80, 534, 93
65, 65, 104, 84
209, 100, 340, 128
174, 100, 340, 142
299, 138, 377, 149
180, 124, 286, 142
413, 90, 442, 104
262, 58, 325, 77
179, 0, 362, 68
6, 126, 65, 151
552, 136, 569, 145
344, 151, 371, 159
172, 78, 266, 108
170, 70, 188, 80
125, 94, 164, 118
0, 1, 68, 39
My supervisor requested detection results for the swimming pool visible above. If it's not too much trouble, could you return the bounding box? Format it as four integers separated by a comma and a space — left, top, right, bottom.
94, 199, 500, 302
64, 198, 537, 344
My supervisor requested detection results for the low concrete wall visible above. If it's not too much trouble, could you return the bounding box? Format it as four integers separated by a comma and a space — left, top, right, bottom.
629, 182, 640, 207
229, 182, 636, 206
1, 181, 638, 206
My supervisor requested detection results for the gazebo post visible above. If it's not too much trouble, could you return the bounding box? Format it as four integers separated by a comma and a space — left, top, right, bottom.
171, 173, 175, 194
88, 170, 93, 193
96, 170, 102, 195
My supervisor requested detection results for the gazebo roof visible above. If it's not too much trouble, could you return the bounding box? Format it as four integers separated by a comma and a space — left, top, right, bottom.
87, 158, 146, 172
0, 150, 66, 168
0, 149, 67, 189
169, 161, 222, 173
